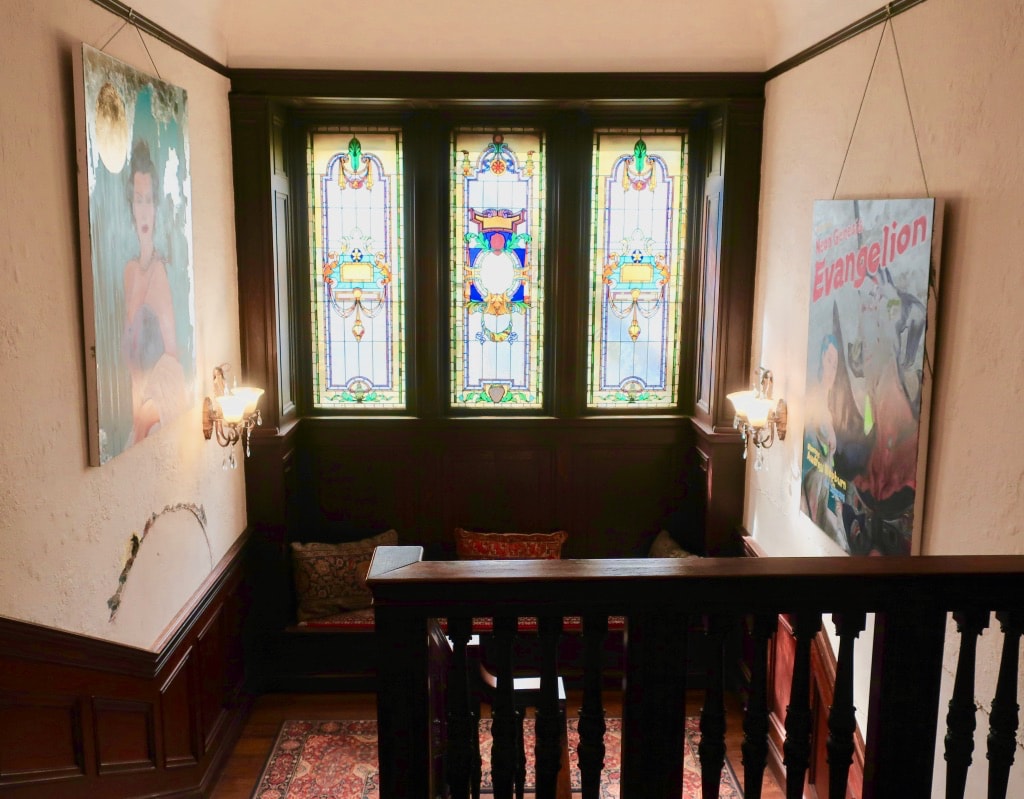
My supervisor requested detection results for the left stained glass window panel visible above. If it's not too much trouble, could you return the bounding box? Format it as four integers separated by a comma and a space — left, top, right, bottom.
309, 129, 405, 409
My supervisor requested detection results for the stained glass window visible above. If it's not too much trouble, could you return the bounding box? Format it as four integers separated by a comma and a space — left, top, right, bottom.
586, 130, 687, 408
309, 129, 405, 409
450, 130, 545, 409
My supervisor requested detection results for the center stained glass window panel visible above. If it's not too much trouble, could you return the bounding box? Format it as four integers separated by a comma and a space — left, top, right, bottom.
586, 130, 687, 409
450, 130, 545, 409
309, 129, 405, 409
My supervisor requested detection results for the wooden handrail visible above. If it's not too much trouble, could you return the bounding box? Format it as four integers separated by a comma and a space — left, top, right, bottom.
368, 549, 1024, 799
368, 553, 1024, 613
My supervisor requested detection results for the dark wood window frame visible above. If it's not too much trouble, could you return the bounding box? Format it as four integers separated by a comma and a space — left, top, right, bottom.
230, 71, 764, 558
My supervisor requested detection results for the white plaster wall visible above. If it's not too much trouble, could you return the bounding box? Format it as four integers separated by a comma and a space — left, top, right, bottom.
752, 0, 1024, 793
0, 0, 244, 651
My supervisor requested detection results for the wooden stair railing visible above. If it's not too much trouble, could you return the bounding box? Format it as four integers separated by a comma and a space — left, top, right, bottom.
367, 547, 1024, 799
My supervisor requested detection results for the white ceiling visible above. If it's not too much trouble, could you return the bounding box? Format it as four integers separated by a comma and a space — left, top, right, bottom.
127, 0, 884, 73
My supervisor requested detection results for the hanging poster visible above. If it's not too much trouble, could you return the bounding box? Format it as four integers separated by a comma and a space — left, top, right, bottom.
74, 44, 196, 465
801, 199, 941, 555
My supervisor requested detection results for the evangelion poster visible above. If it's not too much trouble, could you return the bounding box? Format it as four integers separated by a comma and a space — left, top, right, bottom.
801, 199, 941, 556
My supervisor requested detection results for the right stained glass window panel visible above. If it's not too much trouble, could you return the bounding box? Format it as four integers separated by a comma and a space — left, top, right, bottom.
586, 130, 688, 409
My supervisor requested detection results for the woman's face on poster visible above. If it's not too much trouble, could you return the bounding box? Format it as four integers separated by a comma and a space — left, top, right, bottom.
131, 171, 155, 242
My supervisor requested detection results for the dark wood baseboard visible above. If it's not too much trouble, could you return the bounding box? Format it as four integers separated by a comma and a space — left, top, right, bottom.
0, 532, 253, 799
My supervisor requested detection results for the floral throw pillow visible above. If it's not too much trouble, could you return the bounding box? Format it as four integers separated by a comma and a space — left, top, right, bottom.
648, 529, 695, 559
291, 529, 398, 620
454, 528, 567, 560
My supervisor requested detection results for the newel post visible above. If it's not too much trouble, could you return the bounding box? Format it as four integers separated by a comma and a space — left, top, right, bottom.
862, 603, 947, 799
368, 546, 430, 799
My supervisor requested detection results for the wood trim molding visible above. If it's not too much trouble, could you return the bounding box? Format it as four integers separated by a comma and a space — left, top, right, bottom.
742, 533, 768, 558
228, 70, 765, 101
0, 616, 155, 678
88, 0, 229, 76
765, 0, 930, 81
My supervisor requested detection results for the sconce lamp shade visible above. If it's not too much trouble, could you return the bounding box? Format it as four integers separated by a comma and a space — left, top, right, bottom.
726, 389, 757, 420
232, 386, 265, 416
744, 396, 776, 428
214, 392, 250, 424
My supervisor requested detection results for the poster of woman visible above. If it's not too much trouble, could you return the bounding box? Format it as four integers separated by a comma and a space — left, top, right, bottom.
74, 44, 195, 465
801, 198, 941, 555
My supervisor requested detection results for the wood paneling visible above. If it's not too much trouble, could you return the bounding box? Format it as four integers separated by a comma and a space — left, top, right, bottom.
92, 698, 156, 775
443, 445, 557, 538
160, 648, 199, 768
0, 692, 83, 785
0, 534, 252, 799
290, 418, 697, 559
565, 440, 684, 558
197, 606, 230, 753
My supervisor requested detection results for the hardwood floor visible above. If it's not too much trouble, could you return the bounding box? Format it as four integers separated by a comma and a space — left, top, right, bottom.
210, 689, 785, 798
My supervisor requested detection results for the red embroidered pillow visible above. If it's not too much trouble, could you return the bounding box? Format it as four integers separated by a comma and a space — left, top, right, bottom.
454, 528, 568, 560
290, 529, 398, 620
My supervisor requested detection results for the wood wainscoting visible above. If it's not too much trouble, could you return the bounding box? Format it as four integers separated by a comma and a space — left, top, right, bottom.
0, 533, 253, 799
744, 536, 866, 799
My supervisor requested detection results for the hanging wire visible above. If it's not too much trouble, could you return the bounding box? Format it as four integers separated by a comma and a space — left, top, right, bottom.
832, 9, 932, 200
832, 19, 889, 200
98, 19, 129, 52
135, 23, 162, 80
889, 19, 930, 196
96, 8, 162, 80
888, 11, 936, 381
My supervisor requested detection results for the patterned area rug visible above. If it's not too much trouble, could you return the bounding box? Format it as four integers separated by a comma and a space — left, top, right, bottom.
251, 717, 743, 798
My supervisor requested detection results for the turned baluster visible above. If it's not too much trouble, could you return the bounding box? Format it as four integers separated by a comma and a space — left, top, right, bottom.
577, 613, 608, 799
446, 616, 478, 799
783, 613, 822, 799
491, 616, 519, 799
535, 615, 563, 799
944, 610, 990, 799
700, 614, 730, 799
986, 610, 1022, 799
827, 611, 867, 799
741, 613, 777, 799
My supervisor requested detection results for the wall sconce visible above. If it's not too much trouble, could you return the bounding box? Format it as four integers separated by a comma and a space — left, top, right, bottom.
202, 365, 263, 469
727, 367, 787, 471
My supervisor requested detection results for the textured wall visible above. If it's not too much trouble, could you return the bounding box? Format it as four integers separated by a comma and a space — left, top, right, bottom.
0, 0, 244, 651
752, 0, 1024, 792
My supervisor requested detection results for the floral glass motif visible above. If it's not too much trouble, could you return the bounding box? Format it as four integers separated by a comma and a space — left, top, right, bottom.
309, 130, 405, 408
587, 131, 687, 408
451, 130, 545, 409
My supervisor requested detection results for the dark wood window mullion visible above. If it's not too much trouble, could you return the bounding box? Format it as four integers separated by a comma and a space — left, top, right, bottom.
407, 110, 447, 420
547, 110, 588, 418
